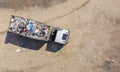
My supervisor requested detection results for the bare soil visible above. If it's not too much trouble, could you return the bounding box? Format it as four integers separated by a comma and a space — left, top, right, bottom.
0, 0, 120, 72
0, 0, 67, 9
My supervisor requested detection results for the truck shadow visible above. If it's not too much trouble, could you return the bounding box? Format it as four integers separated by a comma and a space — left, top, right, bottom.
5, 32, 46, 50
5, 32, 65, 52
46, 42, 65, 52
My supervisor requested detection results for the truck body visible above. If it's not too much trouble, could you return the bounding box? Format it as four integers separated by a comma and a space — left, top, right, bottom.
8, 15, 70, 44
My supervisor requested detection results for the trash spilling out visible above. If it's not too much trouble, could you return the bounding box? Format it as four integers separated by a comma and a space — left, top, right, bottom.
16, 49, 21, 53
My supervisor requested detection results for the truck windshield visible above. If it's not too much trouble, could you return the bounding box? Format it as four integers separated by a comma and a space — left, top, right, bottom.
62, 34, 68, 40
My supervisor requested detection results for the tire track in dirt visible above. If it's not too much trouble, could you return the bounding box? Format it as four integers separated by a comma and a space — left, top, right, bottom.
0, 30, 8, 34
45, 0, 90, 22
0, 0, 90, 34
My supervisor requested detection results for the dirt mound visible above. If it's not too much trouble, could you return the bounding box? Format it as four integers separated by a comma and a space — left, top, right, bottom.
0, 0, 67, 9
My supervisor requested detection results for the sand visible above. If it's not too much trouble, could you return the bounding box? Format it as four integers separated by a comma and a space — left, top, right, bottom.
0, 0, 120, 72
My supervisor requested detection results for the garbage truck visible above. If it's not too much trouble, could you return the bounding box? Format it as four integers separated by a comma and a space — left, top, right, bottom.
8, 15, 70, 44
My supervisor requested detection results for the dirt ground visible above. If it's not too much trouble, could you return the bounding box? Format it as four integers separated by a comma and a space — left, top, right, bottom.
0, 0, 120, 72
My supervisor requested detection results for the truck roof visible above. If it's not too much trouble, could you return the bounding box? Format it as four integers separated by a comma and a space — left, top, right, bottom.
9, 15, 51, 41
55, 29, 70, 44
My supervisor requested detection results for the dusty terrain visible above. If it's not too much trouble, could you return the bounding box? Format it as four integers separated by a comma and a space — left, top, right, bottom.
0, 0, 120, 72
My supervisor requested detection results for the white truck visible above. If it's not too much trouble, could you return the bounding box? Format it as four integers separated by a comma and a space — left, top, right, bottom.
8, 15, 70, 44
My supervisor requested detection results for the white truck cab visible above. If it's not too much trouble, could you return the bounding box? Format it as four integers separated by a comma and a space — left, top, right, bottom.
54, 29, 70, 44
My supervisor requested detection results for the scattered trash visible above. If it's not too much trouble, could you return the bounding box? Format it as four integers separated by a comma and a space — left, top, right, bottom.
111, 59, 115, 63
16, 49, 21, 53
22, 48, 26, 52
108, 55, 115, 63
105, 59, 115, 65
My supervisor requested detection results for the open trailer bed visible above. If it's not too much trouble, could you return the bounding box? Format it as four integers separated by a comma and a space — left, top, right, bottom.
9, 15, 51, 41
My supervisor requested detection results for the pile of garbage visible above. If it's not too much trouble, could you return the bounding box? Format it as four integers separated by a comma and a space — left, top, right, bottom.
9, 15, 50, 40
